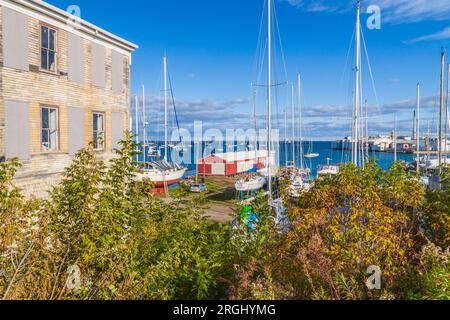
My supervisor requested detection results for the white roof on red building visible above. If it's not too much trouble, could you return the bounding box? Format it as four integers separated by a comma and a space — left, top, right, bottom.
202, 150, 269, 163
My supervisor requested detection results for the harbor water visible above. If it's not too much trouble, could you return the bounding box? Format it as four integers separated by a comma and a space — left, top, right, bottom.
140, 141, 415, 179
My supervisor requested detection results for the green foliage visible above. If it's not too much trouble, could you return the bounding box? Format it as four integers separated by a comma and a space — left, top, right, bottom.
421, 166, 450, 248
131, 206, 233, 300
395, 243, 450, 300
0, 148, 448, 301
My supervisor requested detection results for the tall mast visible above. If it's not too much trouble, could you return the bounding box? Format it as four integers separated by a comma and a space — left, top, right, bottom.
352, 0, 361, 166
417, 83, 421, 173
252, 84, 258, 159
445, 63, 450, 164
394, 113, 398, 162
135, 95, 139, 157
267, 0, 272, 202
284, 109, 287, 165
439, 48, 445, 168
438, 48, 445, 167
142, 85, 147, 165
365, 99, 369, 163
298, 73, 304, 170
291, 82, 296, 165
164, 56, 169, 161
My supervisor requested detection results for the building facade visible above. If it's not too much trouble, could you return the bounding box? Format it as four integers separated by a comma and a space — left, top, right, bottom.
0, 0, 138, 197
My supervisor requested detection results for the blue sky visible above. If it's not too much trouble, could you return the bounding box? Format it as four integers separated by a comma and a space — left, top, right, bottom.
49, 0, 450, 140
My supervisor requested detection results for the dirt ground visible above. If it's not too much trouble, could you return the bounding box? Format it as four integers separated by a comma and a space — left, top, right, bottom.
163, 176, 239, 223
203, 201, 236, 223
202, 176, 238, 223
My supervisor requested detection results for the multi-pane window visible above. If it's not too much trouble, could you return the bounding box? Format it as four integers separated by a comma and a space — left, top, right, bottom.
41, 25, 57, 72
41, 107, 59, 151
93, 113, 105, 150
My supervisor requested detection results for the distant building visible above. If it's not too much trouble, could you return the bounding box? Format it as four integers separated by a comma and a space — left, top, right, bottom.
0, 0, 138, 197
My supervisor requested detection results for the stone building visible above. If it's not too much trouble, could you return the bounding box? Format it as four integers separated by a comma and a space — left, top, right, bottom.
0, 0, 138, 197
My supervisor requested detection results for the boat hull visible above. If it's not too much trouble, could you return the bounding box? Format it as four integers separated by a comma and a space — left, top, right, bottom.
235, 177, 266, 192
135, 168, 187, 187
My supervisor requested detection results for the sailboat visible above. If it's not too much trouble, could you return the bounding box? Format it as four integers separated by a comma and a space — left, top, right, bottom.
235, 87, 267, 192
136, 56, 187, 190
304, 140, 320, 158
317, 157, 340, 176
317, 0, 364, 175
235, 175, 266, 192
289, 74, 311, 197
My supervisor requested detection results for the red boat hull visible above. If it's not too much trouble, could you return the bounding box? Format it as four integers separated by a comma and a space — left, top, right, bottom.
153, 179, 182, 188
145, 179, 182, 195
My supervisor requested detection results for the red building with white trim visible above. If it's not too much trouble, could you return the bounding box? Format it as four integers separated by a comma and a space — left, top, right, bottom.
198, 151, 269, 177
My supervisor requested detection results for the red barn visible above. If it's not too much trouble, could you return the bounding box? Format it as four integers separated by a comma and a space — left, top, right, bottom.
198, 151, 269, 177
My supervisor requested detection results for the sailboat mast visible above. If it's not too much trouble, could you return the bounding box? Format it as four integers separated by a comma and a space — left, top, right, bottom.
445, 63, 449, 163
291, 83, 296, 165
135, 95, 139, 156
267, 0, 273, 201
252, 85, 258, 159
394, 113, 398, 162
284, 109, 288, 165
353, 0, 361, 166
365, 99, 369, 163
142, 85, 147, 165
417, 83, 421, 173
298, 73, 304, 170
164, 56, 169, 161
439, 48, 445, 168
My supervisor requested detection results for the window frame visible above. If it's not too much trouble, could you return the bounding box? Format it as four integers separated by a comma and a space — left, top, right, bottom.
39, 22, 58, 73
40, 105, 60, 153
92, 112, 106, 151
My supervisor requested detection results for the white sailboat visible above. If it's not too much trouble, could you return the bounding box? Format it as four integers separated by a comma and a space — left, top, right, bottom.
317, 158, 340, 176
289, 173, 311, 197
304, 140, 320, 159
317, 0, 363, 175
136, 56, 186, 188
288, 74, 311, 196
235, 86, 267, 192
235, 175, 266, 192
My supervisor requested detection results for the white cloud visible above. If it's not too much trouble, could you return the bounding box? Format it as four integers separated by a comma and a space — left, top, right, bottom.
279, 0, 348, 13
374, 0, 450, 24
280, 0, 450, 24
404, 26, 450, 44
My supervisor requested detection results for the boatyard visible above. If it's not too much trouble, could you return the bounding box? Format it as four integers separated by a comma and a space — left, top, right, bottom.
0, 0, 448, 305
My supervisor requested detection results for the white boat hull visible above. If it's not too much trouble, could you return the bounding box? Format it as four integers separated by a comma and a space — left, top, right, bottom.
235, 176, 266, 192
135, 168, 187, 187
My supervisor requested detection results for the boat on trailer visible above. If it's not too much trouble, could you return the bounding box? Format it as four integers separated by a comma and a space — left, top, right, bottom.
134, 56, 186, 192
235, 175, 266, 192
135, 160, 187, 188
